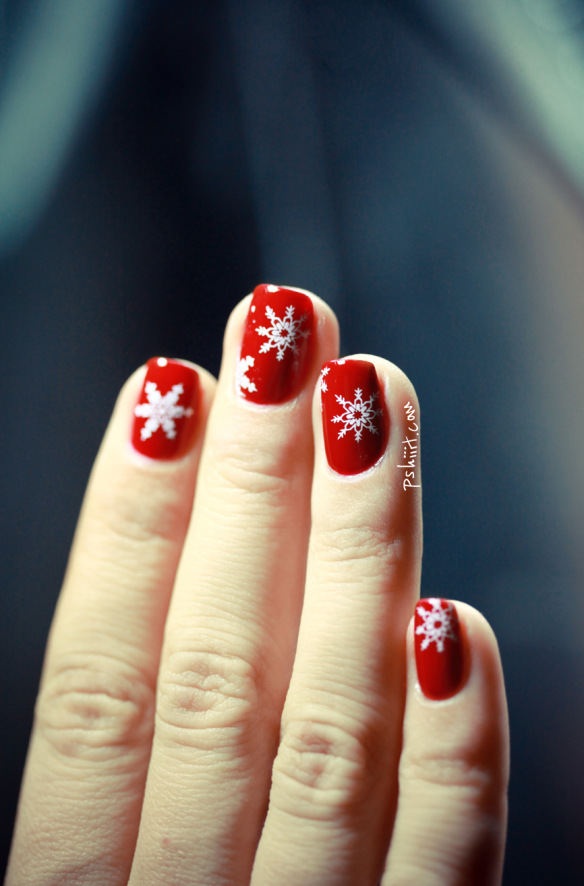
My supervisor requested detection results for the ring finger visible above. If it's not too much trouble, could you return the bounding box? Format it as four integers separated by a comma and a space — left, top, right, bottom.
251, 356, 423, 885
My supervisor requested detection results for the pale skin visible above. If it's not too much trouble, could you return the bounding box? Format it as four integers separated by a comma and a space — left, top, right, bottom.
5, 293, 509, 885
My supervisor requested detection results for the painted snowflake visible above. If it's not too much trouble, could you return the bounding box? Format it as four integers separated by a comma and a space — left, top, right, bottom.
332, 387, 383, 441
134, 382, 193, 441
415, 599, 458, 653
319, 365, 330, 393
256, 304, 311, 361
236, 354, 257, 397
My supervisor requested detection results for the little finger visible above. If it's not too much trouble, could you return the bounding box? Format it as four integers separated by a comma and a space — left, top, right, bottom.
382, 600, 509, 886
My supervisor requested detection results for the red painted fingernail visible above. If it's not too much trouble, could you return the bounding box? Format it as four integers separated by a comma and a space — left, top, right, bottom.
132, 358, 200, 460
414, 598, 465, 700
236, 284, 315, 403
320, 359, 388, 475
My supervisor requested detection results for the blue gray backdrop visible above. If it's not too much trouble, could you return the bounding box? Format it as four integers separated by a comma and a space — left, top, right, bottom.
2, 2, 584, 883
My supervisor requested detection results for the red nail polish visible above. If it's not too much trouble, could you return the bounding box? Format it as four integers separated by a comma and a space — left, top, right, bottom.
320, 359, 388, 475
414, 598, 464, 700
236, 284, 315, 403
132, 358, 200, 460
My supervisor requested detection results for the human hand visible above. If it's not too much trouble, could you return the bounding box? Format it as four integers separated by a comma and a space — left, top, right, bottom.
5, 286, 509, 885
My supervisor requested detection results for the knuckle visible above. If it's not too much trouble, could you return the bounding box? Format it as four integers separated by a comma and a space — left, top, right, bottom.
400, 747, 498, 803
313, 524, 406, 576
156, 649, 262, 752
272, 714, 378, 821
36, 659, 155, 762
87, 468, 191, 549
207, 423, 306, 498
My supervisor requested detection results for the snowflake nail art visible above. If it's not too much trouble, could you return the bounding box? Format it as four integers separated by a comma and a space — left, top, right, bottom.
132, 358, 199, 460
415, 598, 458, 652
236, 355, 257, 396
320, 359, 388, 475
414, 598, 464, 700
332, 387, 383, 441
257, 304, 311, 362
237, 284, 314, 403
135, 382, 194, 441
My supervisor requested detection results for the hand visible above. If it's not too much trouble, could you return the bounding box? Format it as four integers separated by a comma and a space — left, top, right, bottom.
5, 286, 509, 885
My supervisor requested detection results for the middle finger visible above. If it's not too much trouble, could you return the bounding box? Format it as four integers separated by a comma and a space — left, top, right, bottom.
128, 286, 338, 886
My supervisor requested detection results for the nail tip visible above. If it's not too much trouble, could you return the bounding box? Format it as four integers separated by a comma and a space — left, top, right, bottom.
414, 598, 465, 700
131, 357, 200, 460
237, 285, 315, 404
321, 358, 388, 475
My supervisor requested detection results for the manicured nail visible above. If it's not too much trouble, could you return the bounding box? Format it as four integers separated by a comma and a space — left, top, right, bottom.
320, 359, 388, 475
236, 284, 315, 403
414, 598, 465, 700
132, 358, 200, 459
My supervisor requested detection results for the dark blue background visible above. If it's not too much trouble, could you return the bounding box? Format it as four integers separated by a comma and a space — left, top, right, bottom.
2, 2, 584, 882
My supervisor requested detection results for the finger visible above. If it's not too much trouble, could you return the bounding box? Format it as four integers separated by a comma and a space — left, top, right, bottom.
382, 600, 509, 886
6, 359, 215, 886
251, 358, 423, 886
129, 286, 339, 886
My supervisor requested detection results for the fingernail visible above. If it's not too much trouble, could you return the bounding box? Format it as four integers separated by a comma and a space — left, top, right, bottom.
236, 284, 315, 403
414, 598, 465, 700
132, 358, 200, 459
320, 359, 388, 475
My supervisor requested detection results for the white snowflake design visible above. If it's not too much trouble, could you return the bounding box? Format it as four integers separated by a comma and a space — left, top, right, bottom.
415, 599, 458, 653
134, 381, 193, 441
236, 355, 257, 396
318, 365, 330, 412
332, 387, 383, 441
256, 304, 311, 361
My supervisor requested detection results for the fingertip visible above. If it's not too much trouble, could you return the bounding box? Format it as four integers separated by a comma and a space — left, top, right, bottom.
406, 598, 509, 779
313, 354, 421, 479
223, 285, 339, 349
338, 355, 419, 414
88, 360, 216, 482
311, 354, 423, 575
219, 284, 339, 406
409, 599, 507, 705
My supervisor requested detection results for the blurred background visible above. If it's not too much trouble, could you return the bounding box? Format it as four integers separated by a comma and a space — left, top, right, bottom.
2, 1, 584, 882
